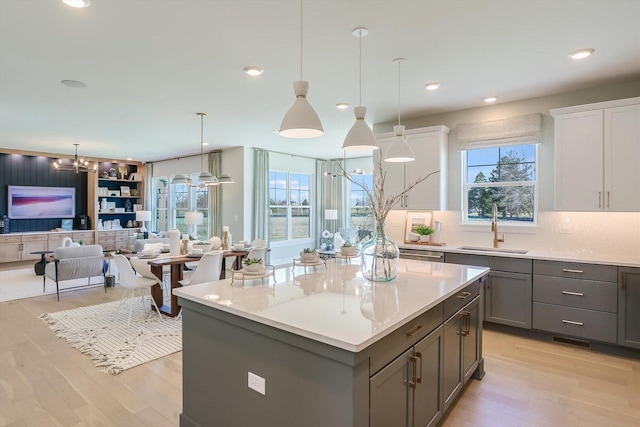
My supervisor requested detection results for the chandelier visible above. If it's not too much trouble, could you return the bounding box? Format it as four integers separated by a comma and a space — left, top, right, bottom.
53, 144, 97, 173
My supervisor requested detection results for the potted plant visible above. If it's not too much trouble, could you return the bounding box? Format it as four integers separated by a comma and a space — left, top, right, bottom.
415, 225, 434, 243
341, 239, 357, 256
300, 248, 319, 262
242, 257, 264, 273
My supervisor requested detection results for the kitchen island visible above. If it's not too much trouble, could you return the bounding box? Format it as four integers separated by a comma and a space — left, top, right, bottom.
174, 259, 489, 427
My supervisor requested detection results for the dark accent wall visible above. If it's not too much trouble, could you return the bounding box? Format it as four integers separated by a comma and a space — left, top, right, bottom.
0, 153, 88, 232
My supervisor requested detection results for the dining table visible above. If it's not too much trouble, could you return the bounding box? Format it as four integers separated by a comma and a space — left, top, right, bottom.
145, 249, 250, 317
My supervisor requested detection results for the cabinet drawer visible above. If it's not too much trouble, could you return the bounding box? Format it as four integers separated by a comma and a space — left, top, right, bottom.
443, 279, 480, 320
73, 232, 94, 240
98, 231, 115, 237
533, 260, 617, 282
532, 302, 617, 343
368, 303, 444, 375
48, 233, 72, 241
21, 234, 47, 242
0, 235, 21, 243
533, 276, 617, 313
115, 230, 130, 238
445, 253, 532, 274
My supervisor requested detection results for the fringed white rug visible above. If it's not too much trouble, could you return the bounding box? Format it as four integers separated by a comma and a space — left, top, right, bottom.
39, 298, 181, 374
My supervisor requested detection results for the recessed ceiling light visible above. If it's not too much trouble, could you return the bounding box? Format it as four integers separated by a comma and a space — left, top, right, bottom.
483, 96, 498, 103
335, 103, 350, 109
61, 80, 87, 89
425, 82, 440, 91
126, 157, 132, 161
202, 142, 209, 146
243, 66, 263, 76
569, 48, 595, 60
62, 0, 91, 8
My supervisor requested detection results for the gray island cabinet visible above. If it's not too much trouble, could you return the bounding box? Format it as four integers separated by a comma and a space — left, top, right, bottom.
174, 259, 489, 427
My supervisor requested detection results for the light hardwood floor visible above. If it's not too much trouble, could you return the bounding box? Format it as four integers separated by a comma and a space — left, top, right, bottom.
1, 286, 638, 427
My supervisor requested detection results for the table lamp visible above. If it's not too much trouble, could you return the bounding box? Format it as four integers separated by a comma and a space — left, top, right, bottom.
185, 211, 204, 240
136, 210, 152, 239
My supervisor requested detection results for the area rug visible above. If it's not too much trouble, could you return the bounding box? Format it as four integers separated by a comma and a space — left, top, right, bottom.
39, 298, 181, 374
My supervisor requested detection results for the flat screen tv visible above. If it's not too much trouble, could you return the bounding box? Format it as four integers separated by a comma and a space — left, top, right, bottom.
8, 185, 76, 219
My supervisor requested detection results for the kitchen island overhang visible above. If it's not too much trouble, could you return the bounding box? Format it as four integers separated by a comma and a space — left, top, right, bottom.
175, 259, 489, 427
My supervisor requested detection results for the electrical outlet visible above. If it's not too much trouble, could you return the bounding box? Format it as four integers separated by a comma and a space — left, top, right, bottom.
248, 372, 265, 395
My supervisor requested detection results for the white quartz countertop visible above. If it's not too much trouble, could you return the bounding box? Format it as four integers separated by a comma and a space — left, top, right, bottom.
174, 259, 488, 353
399, 243, 640, 268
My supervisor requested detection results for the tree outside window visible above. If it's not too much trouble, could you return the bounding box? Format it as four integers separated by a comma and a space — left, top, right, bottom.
464, 145, 537, 223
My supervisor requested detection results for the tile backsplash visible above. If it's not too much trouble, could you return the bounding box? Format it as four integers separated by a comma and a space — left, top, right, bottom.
386, 210, 640, 262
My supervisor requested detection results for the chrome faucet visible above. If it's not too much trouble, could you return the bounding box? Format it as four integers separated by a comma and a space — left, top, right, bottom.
491, 203, 504, 248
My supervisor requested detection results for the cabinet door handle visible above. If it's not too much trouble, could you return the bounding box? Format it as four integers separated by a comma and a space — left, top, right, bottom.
457, 291, 472, 300
415, 352, 423, 384
598, 191, 602, 208
562, 268, 584, 274
562, 319, 584, 326
408, 355, 418, 389
405, 324, 424, 337
461, 311, 470, 336
607, 191, 610, 208
621, 271, 625, 289
562, 291, 584, 296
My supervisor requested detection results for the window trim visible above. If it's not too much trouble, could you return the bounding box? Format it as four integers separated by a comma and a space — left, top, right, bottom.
461, 144, 539, 228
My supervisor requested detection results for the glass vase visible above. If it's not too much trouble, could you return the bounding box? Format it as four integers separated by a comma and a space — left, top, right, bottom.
360, 220, 399, 282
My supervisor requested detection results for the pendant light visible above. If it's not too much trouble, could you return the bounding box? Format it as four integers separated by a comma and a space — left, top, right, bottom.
342, 27, 378, 151
195, 112, 218, 186
53, 143, 97, 173
384, 58, 415, 163
279, 0, 323, 138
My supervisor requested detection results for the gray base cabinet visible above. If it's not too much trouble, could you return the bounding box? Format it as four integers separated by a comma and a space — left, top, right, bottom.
370, 328, 444, 427
486, 271, 532, 329
618, 267, 640, 349
445, 252, 532, 329
443, 296, 480, 414
533, 260, 618, 344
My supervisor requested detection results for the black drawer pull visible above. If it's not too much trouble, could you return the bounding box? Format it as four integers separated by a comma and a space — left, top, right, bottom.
457, 292, 472, 299
562, 268, 584, 274
562, 319, 584, 326
405, 324, 424, 337
562, 291, 584, 296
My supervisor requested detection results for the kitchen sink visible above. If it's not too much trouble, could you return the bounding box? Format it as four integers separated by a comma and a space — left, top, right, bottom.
457, 246, 529, 254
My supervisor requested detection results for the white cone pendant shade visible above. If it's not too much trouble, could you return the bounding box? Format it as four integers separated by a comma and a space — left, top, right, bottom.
343, 106, 378, 151
384, 125, 415, 162
198, 171, 218, 186
216, 174, 235, 184
171, 174, 191, 184
279, 80, 324, 138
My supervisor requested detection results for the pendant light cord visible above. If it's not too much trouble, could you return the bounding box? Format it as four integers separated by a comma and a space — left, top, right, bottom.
300, 0, 303, 81
358, 30, 362, 106
199, 113, 205, 171
397, 60, 401, 126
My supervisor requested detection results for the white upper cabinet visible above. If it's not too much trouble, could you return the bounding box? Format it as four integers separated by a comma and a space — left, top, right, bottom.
551, 98, 640, 212
375, 125, 449, 210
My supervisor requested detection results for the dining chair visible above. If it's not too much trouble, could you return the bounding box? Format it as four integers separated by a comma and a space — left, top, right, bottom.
179, 251, 223, 286
246, 247, 266, 263
112, 254, 163, 327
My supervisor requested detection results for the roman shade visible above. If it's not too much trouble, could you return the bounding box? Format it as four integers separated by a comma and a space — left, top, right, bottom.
457, 113, 542, 149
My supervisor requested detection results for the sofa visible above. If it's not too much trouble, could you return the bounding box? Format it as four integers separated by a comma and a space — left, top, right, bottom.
130, 237, 170, 253
44, 244, 106, 301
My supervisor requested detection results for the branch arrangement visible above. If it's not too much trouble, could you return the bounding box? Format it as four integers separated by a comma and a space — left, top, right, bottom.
339, 155, 439, 222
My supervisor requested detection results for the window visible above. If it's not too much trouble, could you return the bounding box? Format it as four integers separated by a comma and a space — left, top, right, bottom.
349, 173, 374, 242
463, 144, 537, 224
269, 171, 311, 242
157, 174, 210, 239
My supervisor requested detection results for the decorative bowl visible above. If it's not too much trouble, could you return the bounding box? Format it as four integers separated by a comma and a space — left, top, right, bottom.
243, 263, 265, 274
300, 252, 319, 262
341, 246, 357, 256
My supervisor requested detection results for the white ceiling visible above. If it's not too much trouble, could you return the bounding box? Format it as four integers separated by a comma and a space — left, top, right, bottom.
1, 0, 639, 162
